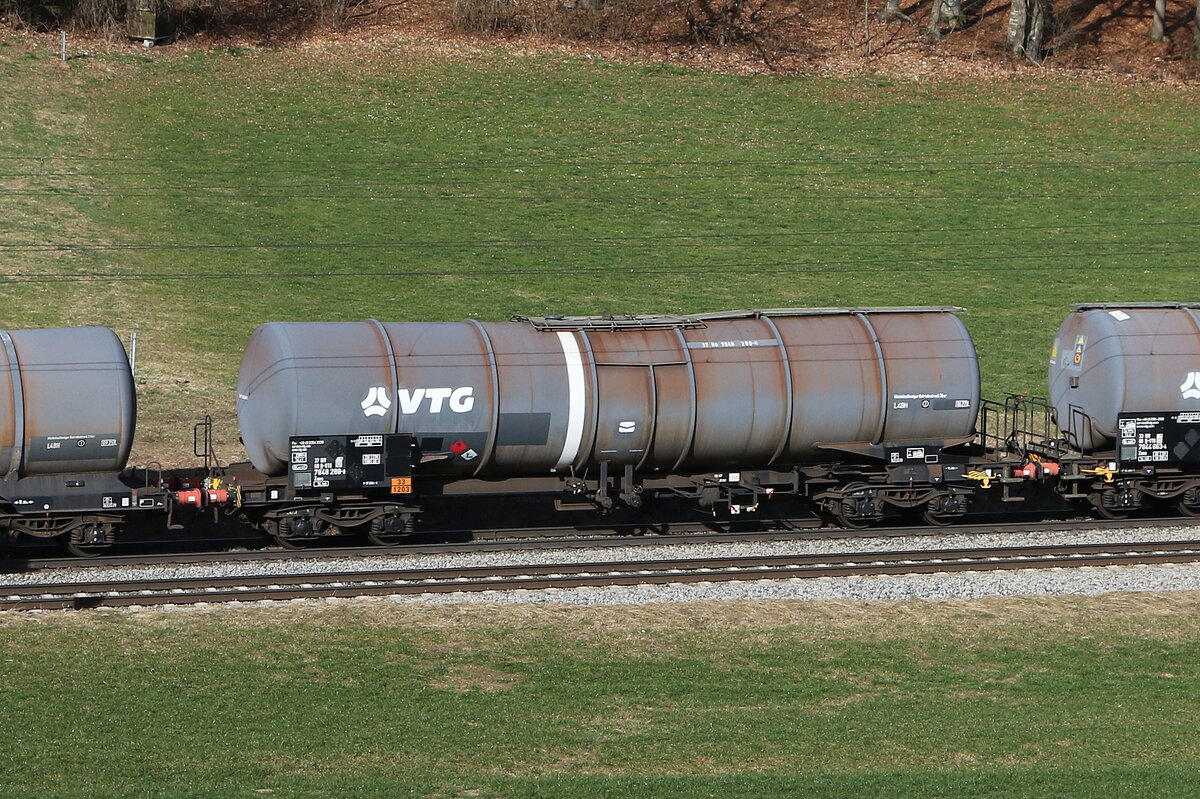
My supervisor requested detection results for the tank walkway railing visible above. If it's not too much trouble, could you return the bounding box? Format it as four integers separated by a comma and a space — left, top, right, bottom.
514, 307, 970, 331
977, 394, 1072, 461
513, 314, 707, 331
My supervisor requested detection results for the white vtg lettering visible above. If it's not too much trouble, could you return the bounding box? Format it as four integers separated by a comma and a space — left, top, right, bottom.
396, 386, 475, 414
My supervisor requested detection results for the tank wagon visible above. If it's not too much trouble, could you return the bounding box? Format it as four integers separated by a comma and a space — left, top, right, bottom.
228, 307, 987, 545
0, 327, 166, 555
1046, 302, 1200, 518
10, 303, 1200, 556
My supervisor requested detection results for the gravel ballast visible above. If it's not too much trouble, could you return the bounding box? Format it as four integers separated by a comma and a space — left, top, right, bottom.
5, 524, 1200, 609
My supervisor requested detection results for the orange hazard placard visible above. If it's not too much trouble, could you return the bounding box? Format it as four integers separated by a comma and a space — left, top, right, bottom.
391, 477, 413, 494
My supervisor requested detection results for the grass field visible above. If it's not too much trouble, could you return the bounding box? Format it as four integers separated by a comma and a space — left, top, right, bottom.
3, 34, 1200, 462
3, 596, 1200, 798
3, 33, 1200, 798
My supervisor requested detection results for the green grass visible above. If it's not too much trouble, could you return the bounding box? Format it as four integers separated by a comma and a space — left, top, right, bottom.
3, 37, 1200, 459
3, 33, 1200, 799
3, 597, 1200, 798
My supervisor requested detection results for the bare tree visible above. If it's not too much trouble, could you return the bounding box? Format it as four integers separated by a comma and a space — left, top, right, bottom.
1006, 0, 1046, 62
877, 0, 911, 23
941, 0, 964, 26
1150, 0, 1166, 40
1006, 0, 1026, 51
928, 0, 964, 36
680, 0, 793, 47
1193, 0, 1200, 56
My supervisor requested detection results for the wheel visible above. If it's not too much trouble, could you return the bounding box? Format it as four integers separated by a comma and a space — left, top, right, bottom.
1089, 493, 1129, 520
920, 495, 965, 527
269, 517, 316, 550
66, 539, 112, 558
366, 514, 412, 547
835, 508, 873, 529
274, 533, 310, 550
834, 483, 878, 530
1179, 501, 1200, 518
65, 523, 114, 558
366, 531, 405, 546
1178, 489, 1200, 517
921, 508, 954, 527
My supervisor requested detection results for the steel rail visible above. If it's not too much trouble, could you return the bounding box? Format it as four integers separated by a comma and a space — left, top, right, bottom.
4, 515, 1190, 574
5, 539, 1200, 611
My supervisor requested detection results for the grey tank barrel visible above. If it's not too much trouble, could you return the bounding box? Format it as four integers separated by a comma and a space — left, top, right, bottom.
236, 308, 981, 477
0, 327, 136, 478
1049, 303, 1200, 453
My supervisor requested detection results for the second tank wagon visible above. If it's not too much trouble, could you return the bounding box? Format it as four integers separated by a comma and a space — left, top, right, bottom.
236, 308, 981, 480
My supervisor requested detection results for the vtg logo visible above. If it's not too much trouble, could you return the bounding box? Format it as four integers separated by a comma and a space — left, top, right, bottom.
361, 386, 393, 417
1182, 372, 1200, 401
360, 386, 475, 417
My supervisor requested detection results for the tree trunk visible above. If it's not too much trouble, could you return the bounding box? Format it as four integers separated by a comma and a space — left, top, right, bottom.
1006, 0, 1046, 62
927, 0, 942, 36
1192, 0, 1200, 56
928, 0, 966, 36
1026, 0, 1045, 61
940, 0, 965, 28
1006, 0, 1028, 54
878, 0, 912, 23
1150, 0, 1167, 40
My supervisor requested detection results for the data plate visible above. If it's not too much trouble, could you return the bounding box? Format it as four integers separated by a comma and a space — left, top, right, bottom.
289, 434, 414, 491
1117, 412, 1200, 466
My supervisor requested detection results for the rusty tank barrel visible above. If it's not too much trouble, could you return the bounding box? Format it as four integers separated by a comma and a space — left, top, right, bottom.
237, 308, 980, 477
0, 327, 136, 478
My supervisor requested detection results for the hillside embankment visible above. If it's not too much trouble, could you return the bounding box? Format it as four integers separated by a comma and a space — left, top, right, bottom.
4, 0, 1200, 81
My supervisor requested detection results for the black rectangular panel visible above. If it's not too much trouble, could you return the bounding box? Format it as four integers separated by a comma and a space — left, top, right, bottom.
386, 435, 415, 477
496, 413, 551, 446
289, 435, 414, 491
290, 435, 384, 490
26, 433, 122, 464
1117, 412, 1200, 466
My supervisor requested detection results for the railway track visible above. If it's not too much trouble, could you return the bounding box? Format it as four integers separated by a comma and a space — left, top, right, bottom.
6, 539, 1200, 611
4, 515, 1194, 573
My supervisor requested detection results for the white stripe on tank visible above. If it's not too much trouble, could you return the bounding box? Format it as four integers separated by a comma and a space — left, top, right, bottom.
555, 331, 586, 471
